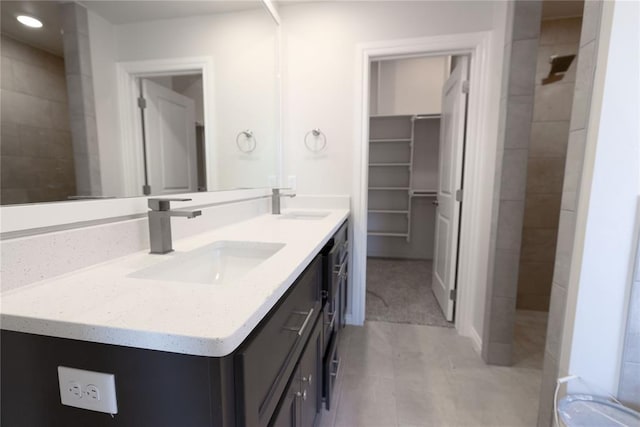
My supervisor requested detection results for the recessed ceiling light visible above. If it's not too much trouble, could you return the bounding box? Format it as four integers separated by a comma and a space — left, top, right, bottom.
17, 15, 43, 29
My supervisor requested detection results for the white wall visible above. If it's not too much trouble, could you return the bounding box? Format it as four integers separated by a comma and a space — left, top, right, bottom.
280, 1, 496, 196
563, 0, 640, 395
88, 8, 278, 194
376, 56, 447, 115
280, 1, 510, 343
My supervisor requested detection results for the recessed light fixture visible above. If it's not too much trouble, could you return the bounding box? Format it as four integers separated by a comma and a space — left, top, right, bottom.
17, 15, 43, 29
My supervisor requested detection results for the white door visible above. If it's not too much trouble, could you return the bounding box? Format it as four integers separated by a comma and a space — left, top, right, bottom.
432, 57, 469, 321
142, 79, 197, 195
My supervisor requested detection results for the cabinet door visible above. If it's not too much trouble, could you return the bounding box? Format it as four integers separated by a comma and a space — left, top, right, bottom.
270, 366, 301, 427
299, 319, 322, 427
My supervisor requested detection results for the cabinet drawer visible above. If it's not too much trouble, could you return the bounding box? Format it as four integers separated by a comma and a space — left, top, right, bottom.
236, 256, 322, 427
323, 221, 348, 303
322, 332, 341, 411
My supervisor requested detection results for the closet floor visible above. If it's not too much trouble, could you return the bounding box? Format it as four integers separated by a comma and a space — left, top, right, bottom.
366, 258, 453, 328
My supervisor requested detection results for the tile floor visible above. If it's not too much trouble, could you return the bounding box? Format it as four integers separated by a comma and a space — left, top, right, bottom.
366, 259, 452, 328
321, 311, 548, 427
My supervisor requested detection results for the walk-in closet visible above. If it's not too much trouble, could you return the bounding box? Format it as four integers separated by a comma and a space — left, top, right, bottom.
366, 55, 466, 327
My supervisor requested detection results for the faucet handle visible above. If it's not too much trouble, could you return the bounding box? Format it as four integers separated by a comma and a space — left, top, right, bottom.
148, 197, 192, 211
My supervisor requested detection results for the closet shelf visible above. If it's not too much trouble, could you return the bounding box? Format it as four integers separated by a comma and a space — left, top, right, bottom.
367, 232, 409, 238
369, 163, 411, 167
368, 209, 409, 214
368, 187, 410, 191
369, 138, 412, 143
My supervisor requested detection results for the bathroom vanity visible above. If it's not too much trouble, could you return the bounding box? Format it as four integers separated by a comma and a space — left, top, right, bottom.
1, 210, 349, 427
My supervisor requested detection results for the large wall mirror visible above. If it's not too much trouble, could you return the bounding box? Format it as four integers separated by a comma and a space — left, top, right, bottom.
1, 1, 279, 205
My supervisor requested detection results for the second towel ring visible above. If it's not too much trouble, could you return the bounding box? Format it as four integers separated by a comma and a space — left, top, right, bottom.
304, 128, 327, 153
236, 130, 257, 153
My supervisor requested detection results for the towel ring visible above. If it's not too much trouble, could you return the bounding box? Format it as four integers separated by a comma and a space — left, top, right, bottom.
236, 130, 256, 153
304, 128, 327, 153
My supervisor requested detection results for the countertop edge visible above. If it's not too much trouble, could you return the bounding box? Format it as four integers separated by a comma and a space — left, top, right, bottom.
1, 210, 350, 357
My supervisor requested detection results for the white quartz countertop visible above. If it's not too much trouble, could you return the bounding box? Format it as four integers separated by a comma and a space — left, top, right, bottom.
1, 209, 349, 357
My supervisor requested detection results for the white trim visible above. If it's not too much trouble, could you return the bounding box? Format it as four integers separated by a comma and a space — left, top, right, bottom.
0, 188, 271, 235
115, 57, 217, 197
261, 0, 281, 25
351, 31, 492, 344
470, 327, 483, 354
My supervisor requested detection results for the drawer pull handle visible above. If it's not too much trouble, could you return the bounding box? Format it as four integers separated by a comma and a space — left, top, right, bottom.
325, 310, 337, 329
330, 358, 341, 378
333, 260, 347, 277
284, 308, 315, 336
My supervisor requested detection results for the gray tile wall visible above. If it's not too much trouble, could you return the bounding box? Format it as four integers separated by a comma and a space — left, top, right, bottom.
619, 235, 640, 411
537, 1, 604, 426
482, 0, 542, 367
0, 35, 76, 204
517, 17, 582, 312
60, 2, 102, 196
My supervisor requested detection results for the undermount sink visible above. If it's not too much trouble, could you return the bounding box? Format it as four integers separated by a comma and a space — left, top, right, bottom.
279, 211, 330, 220
129, 241, 285, 285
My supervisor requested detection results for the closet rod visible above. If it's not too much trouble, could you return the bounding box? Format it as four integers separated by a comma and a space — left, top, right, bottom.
412, 114, 440, 121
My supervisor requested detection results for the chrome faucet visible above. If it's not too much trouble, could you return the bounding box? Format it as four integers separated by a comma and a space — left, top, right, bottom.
147, 198, 202, 254
272, 188, 296, 214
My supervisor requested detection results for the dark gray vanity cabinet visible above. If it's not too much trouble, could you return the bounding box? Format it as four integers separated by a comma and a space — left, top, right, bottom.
235, 256, 322, 427
270, 316, 322, 427
321, 220, 348, 411
1, 255, 324, 427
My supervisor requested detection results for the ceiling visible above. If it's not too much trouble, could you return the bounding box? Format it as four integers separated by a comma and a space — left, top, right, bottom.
542, 0, 584, 19
0, 1, 64, 56
0, 1, 264, 57
82, 1, 264, 25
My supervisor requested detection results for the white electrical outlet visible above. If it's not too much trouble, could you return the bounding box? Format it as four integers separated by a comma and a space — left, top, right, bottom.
58, 366, 118, 414
287, 175, 297, 191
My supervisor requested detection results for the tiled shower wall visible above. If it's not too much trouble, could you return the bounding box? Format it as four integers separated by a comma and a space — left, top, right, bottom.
0, 35, 76, 204
517, 17, 583, 311
482, 0, 541, 366
60, 2, 102, 196
537, 1, 604, 425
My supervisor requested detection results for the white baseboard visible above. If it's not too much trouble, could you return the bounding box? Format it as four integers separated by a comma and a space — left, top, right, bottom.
470, 327, 483, 355
345, 313, 364, 326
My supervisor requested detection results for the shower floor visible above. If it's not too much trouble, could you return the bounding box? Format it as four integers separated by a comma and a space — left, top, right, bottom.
365, 258, 453, 328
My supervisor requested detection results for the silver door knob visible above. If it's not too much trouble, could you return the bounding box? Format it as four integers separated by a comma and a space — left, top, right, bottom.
302, 390, 307, 401
432, 199, 439, 206
302, 374, 312, 385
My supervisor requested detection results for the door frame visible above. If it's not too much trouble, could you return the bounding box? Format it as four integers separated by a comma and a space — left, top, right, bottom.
350, 32, 494, 348
116, 56, 216, 197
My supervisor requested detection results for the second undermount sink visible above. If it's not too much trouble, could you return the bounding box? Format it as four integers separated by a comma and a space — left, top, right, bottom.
279, 211, 330, 220
129, 241, 285, 285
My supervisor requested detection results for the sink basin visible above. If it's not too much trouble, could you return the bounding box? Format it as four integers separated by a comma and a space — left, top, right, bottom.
279, 211, 330, 220
129, 241, 285, 285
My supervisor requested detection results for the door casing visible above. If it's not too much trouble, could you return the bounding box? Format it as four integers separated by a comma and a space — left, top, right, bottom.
351, 32, 496, 353
116, 57, 216, 197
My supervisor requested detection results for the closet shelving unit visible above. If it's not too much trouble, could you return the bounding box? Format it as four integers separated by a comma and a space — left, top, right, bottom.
367, 114, 440, 242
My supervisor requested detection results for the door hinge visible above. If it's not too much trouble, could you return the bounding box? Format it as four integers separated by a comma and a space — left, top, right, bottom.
456, 189, 463, 202
450, 289, 457, 301
138, 97, 147, 109
462, 80, 470, 94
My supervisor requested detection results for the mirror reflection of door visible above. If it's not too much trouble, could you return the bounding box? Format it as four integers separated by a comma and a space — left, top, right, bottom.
139, 76, 204, 195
